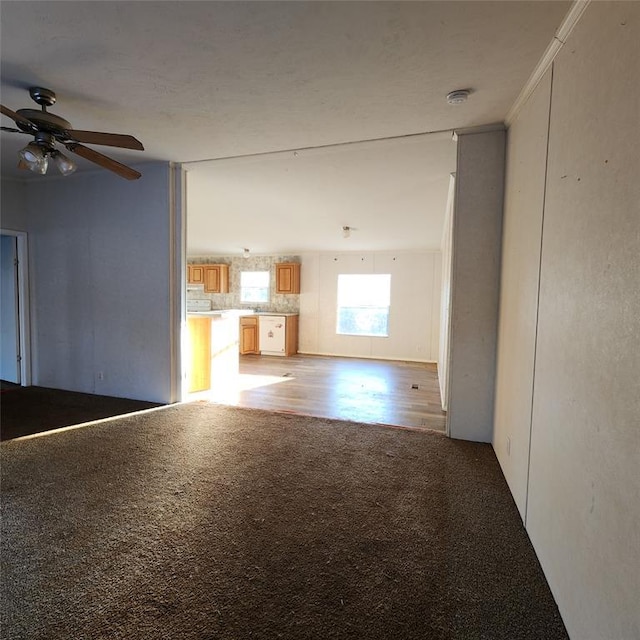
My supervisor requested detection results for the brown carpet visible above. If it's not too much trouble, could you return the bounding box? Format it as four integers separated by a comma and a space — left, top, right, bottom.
1, 403, 568, 639
0, 385, 162, 441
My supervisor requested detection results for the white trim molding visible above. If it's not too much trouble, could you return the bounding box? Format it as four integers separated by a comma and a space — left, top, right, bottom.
505, 0, 591, 127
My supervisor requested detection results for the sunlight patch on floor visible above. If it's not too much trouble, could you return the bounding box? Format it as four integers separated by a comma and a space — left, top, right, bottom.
6, 405, 169, 442
205, 372, 294, 405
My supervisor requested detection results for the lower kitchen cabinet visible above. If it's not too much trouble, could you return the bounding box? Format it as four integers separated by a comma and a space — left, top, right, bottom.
187, 313, 240, 393
187, 316, 211, 393
239, 316, 259, 355
284, 315, 299, 356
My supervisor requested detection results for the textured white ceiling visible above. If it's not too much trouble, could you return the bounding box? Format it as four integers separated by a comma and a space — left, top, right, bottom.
186, 131, 457, 254
0, 1, 570, 251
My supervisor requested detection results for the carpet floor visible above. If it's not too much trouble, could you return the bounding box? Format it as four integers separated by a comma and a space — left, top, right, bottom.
1, 403, 568, 639
0, 385, 163, 441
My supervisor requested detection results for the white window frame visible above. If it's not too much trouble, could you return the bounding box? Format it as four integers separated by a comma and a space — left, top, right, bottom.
336, 273, 391, 337
240, 271, 270, 304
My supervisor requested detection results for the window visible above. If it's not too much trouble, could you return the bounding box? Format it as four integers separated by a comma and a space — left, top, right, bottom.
336, 274, 391, 337
240, 271, 270, 303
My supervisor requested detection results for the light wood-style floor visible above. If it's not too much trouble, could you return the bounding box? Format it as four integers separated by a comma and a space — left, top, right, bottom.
200, 354, 447, 431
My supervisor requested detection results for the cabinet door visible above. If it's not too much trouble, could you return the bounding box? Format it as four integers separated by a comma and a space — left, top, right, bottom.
203, 265, 230, 293
240, 321, 259, 355
189, 264, 205, 284
276, 263, 300, 294
203, 266, 221, 292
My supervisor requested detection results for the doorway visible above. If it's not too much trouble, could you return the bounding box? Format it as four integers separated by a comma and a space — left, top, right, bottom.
0, 231, 31, 386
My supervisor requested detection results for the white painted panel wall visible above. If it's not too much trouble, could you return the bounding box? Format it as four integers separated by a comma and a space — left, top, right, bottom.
448, 130, 505, 442
438, 174, 455, 410
493, 69, 551, 519
495, 4, 640, 638
299, 253, 320, 354
25, 163, 178, 403
522, 5, 640, 639
430, 252, 442, 365
299, 250, 440, 362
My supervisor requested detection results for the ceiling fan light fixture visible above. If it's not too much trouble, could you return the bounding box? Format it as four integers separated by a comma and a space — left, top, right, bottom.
3, 86, 144, 180
52, 150, 77, 176
18, 143, 48, 174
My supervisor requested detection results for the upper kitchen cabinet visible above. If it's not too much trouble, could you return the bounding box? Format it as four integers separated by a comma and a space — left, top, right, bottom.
187, 264, 205, 284
275, 263, 300, 294
203, 264, 230, 293
187, 263, 229, 292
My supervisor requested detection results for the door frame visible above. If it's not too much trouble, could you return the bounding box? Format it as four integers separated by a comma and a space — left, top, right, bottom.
0, 229, 31, 386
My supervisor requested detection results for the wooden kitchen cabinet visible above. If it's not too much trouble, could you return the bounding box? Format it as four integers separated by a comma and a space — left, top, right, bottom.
203, 264, 230, 293
187, 264, 205, 284
275, 263, 300, 294
239, 316, 259, 355
285, 314, 299, 356
187, 316, 211, 392
187, 263, 229, 292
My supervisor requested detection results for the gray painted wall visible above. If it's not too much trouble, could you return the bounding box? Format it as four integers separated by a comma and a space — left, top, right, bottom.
1, 179, 27, 231
24, 164, 178, 403
495, 3, 640, 638
448, 130, 505, 442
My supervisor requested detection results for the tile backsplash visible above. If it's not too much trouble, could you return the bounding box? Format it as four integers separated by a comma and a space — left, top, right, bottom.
187, 254, 300, 314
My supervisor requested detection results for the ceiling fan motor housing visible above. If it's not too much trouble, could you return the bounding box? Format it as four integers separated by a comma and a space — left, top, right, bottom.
29, 86, 57, 107
15, 109, 72, 135
15, 88, 70, 136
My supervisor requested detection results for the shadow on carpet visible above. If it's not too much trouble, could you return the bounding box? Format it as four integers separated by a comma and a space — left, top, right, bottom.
1, 402, 568, 640
0, 385, 163, 441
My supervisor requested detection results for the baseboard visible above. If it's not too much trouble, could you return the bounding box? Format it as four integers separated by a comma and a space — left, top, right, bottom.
297, 350, 437, 364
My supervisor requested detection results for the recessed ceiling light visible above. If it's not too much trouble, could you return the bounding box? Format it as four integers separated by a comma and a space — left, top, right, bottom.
446, 89, 472, 105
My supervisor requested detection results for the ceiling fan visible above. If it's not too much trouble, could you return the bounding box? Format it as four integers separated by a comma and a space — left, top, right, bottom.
1, 87, 144, 180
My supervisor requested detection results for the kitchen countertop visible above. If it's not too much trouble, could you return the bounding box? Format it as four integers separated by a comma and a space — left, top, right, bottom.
253, 312, 299, 317
187, 311, 238, 317
187, 310, 298, 317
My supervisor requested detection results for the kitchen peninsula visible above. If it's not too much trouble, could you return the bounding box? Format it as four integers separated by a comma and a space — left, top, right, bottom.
186, 310, 243, 393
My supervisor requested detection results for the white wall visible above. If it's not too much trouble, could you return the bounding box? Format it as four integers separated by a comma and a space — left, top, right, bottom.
299, 251, 441, 362
438, 173, 455, 410
494, 4, 640, 638
24, 163, 180, 403
447, 129, 505, 442
493, 69, 551, 518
